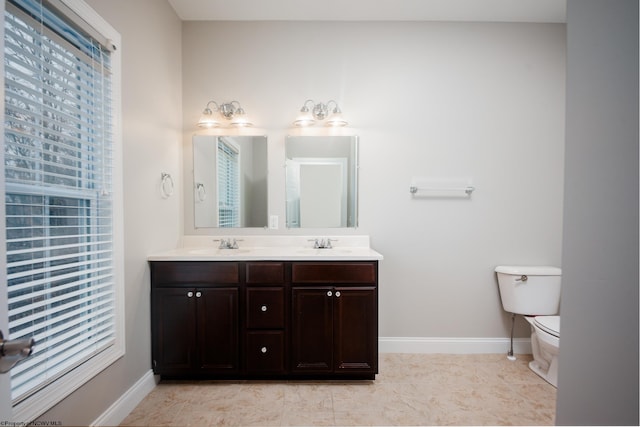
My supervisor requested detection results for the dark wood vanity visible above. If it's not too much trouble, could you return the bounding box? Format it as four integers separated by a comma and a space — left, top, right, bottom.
150, 260, 378, 380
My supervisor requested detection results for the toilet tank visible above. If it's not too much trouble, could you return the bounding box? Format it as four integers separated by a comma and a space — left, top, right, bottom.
495, 266, 562, 315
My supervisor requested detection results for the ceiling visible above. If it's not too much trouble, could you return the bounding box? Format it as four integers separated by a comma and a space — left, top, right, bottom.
167, 0, 566, 23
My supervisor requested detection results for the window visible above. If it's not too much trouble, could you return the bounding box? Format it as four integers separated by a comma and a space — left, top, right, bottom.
3, 0, 122, 420
217, 137, 240, 228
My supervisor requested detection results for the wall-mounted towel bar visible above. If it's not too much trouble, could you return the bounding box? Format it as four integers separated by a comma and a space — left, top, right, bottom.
409, 185, 475, 195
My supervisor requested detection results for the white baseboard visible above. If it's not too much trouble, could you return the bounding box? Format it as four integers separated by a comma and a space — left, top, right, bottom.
379, 337, 532, 355
91, 370, 157, 427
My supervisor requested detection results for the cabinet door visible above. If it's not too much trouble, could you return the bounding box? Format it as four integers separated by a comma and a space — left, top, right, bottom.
291, 287, 333, 373
152, 288, 197, 374
197, 287, 239, 373
333, 287, 377, 373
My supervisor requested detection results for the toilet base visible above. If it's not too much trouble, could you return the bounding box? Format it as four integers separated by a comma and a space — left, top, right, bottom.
528, 355, 558, 387
524, 316, 559, 387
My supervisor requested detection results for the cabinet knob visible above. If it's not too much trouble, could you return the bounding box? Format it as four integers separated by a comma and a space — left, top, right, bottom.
327, 291, 332, 297
187, 291, 194, 298
261, 346, 268, 354
195, 291, 202, 298
261, 305, 267, 312
335, 291, 341, 297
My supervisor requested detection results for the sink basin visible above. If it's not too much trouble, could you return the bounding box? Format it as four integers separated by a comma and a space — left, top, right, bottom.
297, 248, 353, 255
186, 248, 251, 256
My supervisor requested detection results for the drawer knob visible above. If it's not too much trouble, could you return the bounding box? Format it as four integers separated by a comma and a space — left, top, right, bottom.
187, 291, 193, 298
261, 346, 268, 354
195, 291, 202, 298
335, 291, 341, 297
327, 291, 332, 297
261, 305, 267, 312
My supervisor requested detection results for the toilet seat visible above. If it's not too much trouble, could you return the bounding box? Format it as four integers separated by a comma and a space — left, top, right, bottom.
534, 315, 560, 338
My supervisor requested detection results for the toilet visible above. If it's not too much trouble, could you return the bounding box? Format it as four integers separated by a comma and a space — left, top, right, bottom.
495, 265, 561, 387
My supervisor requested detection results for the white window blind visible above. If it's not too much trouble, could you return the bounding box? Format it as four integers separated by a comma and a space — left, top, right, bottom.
4, 0, 118, 409
217, 137, 240, 228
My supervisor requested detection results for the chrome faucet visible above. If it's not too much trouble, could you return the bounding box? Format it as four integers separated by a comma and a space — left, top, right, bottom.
214, 238, 241, 249
309, 238, 336, 249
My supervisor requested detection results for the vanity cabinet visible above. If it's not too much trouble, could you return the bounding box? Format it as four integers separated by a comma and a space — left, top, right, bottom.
150, 260, 378, 380
150, 262, 240, 375
291, 262, 378, 377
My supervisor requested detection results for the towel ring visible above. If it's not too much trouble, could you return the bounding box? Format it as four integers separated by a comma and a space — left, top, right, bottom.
160, 173, 174, 199
195, 182, 206, 202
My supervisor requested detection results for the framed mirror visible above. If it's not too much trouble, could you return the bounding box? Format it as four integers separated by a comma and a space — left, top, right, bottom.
285, 135, 358, 228
193, 135, 268, 228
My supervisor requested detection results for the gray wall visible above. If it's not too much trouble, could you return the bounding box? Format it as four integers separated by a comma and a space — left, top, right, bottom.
557, 0, 639, 424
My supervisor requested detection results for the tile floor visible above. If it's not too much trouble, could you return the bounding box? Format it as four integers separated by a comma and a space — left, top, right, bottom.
120, 353, 556, 426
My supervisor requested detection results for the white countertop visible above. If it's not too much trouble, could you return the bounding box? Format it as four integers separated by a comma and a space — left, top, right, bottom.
148, 235, 384, 261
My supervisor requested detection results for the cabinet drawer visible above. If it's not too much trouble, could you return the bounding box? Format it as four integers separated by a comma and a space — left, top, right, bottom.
292, 262, 376, 284
246, 262, 285, 284
246, 287, 285, 328
246, 331, 285, 374
151, 262, 239, 286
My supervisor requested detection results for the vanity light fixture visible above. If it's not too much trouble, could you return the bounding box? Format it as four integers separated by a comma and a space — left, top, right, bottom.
197, 100, 253, 128
293, 99, 348, 127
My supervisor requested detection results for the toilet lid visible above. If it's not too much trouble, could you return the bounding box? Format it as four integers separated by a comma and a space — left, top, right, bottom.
534, 316, 560, 337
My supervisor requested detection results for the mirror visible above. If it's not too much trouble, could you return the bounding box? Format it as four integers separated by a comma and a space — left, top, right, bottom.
285, 135, 358, 228
193, 135, 268, 228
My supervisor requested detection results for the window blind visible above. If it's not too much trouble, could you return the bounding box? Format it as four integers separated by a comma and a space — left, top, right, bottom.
4, 0, 115, 404
217, 138, 240, 228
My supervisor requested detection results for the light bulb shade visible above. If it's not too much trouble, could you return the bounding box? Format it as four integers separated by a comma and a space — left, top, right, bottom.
197, 110, 221, 128
293, 110, 315, 127
325, 111, 348, 127
230, 109, 253, 127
